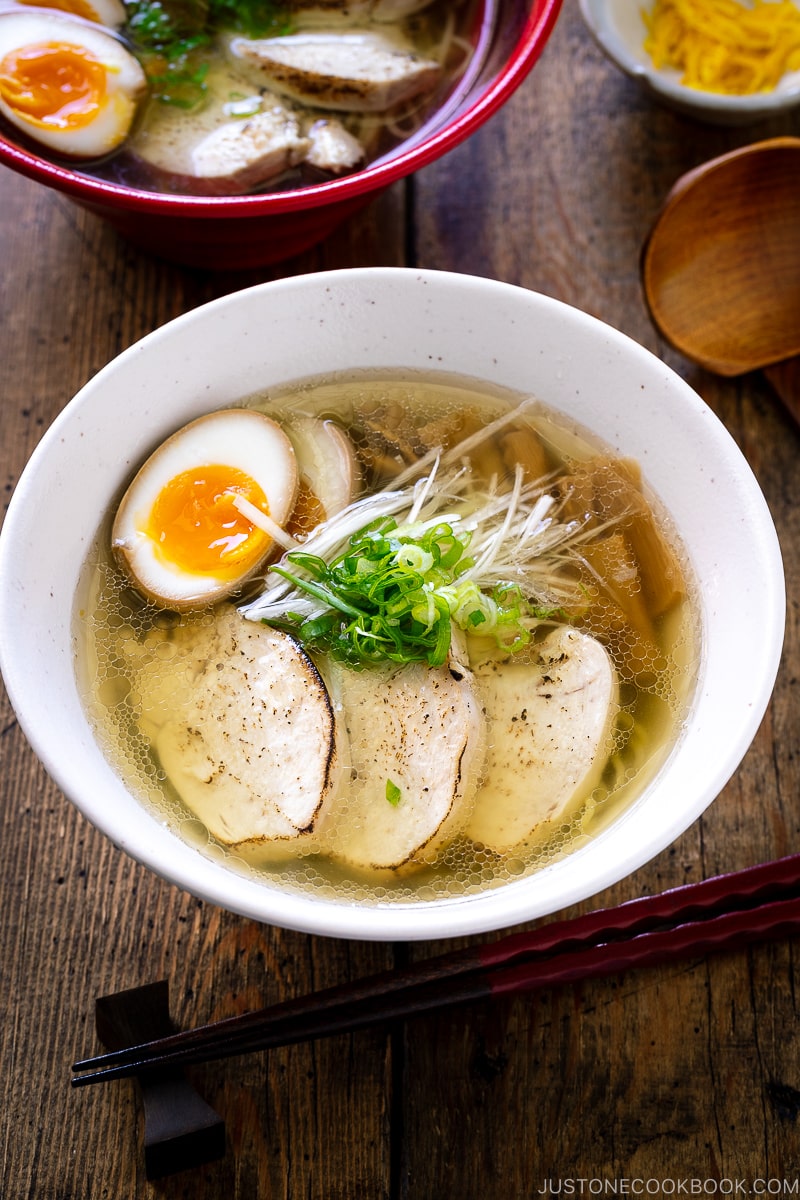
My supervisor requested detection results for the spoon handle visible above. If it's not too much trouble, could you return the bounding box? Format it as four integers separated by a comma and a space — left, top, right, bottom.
763, 358, 800, 428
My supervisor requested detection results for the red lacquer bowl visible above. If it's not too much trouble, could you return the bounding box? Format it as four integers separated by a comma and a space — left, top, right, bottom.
0, 0, 562, 268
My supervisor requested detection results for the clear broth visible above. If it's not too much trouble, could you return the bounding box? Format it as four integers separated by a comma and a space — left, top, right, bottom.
76, 373, 700, 904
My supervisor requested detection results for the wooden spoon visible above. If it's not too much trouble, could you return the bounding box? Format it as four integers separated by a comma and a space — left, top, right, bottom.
641, 137, 800, 426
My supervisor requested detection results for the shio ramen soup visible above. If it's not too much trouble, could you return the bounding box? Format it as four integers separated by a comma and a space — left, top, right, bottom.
76, 375, 699, 903
0, 0, 482, 196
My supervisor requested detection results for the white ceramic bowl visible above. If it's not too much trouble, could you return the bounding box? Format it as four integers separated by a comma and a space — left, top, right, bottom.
0, 268, 785, 940
580, 0, 800, 125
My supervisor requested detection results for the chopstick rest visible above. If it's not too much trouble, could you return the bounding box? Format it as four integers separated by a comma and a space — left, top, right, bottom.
95, 980, 226, 1179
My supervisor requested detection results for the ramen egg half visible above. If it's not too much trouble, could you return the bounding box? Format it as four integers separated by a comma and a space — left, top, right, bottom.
112, 410, 299, 610
0, 9, 146, 159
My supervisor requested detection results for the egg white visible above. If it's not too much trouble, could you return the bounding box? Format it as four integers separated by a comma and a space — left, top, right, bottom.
112, 409, 300, 610
16, 0, 127, 28
0, 10, 146, 158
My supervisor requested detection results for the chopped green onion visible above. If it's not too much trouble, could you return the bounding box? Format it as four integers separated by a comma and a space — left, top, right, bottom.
385, 779, 402, 807
260, 515, 549, 668
241, 441, 601, 669
124, 0, 292, 108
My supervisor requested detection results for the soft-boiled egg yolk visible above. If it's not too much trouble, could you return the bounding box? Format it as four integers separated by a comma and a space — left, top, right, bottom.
147, 465, 272, 579
0, 41, 107, 129
112, 409, 299, 611
0, 10, 146, 158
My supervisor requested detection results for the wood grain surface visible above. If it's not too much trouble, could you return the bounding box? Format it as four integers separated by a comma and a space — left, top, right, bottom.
2, 3, 799, 1196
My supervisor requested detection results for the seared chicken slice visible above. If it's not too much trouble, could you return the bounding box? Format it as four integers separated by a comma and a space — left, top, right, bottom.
288, 0, 373, 13
129, 68, 308, 194
228, 30, 442, 113
304, 118, 365, 172
190, 107, 310, 191
318, 658, 485, 872
150, 609, 343, 849
466, 627, 618, 853
370, 0, 435, 18
288, 0, 435, 18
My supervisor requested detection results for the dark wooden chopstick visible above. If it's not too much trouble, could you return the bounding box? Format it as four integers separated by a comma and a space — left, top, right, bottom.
70, 852, 800, 1088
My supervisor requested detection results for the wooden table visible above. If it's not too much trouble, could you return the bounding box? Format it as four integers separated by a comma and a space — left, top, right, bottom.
2, 3, 799, 1194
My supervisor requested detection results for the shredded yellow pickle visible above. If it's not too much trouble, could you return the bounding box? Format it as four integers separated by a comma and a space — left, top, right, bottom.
643, 0, 800, 93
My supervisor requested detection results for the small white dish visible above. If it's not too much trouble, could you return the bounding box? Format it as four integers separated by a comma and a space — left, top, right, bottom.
580, 0, 800, 125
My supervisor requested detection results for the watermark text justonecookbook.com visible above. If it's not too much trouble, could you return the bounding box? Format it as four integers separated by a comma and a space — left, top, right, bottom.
535, 1180, 799, 1196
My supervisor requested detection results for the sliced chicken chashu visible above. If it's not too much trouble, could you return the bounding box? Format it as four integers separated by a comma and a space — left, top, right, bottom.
369, 0, 435, 17
287, 0, 435, 19
304, 118, 365, 172
149, 609, 343, 849
318, 659, 485, 872
228, 30, 442, 113
466, 627, 618, 854
128, 67, 310, 195
189, 107, 311, 192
